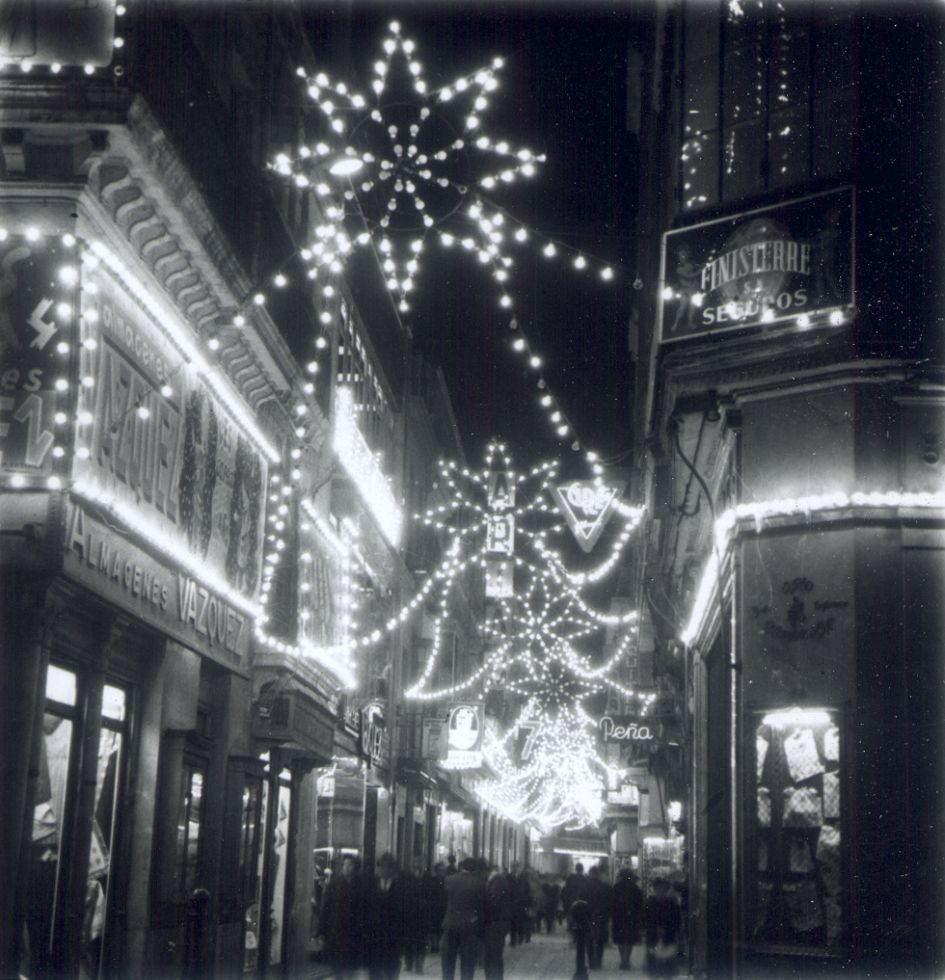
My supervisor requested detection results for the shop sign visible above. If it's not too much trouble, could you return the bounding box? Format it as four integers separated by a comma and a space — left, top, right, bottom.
444, 703, 484, 770
74, 258, 267, 604
64, 501, 251, 662
361, 701, 387, 766
550, 480, 625, 553
0, 0, 116, 68
421, 717, 448, 761
659, 187, 854, 344
598, 715, 658, 744
0, 237, 70, 476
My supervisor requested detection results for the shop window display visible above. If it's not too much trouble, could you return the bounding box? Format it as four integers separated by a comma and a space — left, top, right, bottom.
27, 667, 130, 980
749, 707, 842, 954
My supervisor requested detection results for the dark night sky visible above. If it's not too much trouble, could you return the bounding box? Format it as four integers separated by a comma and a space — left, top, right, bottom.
308, 2, 644, 469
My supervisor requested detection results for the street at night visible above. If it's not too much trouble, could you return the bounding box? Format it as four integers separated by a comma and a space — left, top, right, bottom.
0, 2, 943, 980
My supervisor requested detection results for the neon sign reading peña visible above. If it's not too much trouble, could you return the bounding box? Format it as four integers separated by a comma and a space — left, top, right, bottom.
599, 715, 655, 743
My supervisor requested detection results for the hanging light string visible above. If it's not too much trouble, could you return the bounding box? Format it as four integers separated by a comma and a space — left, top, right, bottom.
478, 702, 618, 829
270, 21, 631, 467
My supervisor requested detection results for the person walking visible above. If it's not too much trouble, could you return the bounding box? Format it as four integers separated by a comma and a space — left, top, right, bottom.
425, 864, 448, 954
441, 857, 486, 980
366, 853, 408, 980
644, 878, 682, 976
540, 875, 560, 934
585, 866, 612, 969
611, 868, 644, 970
403, 864, 427, 974
561, 862, 587, 920
319, 854, 365, 980
483, 866, 511, 980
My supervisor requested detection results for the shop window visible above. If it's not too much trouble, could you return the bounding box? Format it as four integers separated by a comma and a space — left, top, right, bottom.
176, 760, 206, 906
239, 774, 266, 974
27, 666, 131, 980
748, 707, 843, 954
268, 774, 293, 966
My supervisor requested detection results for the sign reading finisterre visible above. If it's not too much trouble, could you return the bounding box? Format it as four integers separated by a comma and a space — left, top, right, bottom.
659, 187, 854, 344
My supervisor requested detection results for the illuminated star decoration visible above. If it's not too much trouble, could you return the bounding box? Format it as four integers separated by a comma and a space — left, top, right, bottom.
481, 703, 616, 830
276, 20, 545, 314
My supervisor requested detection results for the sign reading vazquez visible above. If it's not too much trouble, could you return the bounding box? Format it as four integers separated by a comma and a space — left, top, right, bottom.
65, 503, 249, 660
74, 258, 267, 602
659, 188, 853, 343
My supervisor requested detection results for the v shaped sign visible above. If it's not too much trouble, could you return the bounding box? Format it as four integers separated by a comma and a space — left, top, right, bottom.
550, 480, 624, 553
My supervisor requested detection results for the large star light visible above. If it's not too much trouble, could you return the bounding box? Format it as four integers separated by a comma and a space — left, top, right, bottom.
275, 21, 545, 313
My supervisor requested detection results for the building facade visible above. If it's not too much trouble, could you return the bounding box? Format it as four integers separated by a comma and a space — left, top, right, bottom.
0, 4, 493, 979
630, 1, 945, 977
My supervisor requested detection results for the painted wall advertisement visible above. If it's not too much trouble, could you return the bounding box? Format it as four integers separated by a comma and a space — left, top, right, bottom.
70, 252, 267, 611
659, 187, 853, 344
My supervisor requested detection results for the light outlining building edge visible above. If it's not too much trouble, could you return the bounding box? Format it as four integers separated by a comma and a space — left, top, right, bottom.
84, 240, 281, 464
71, 480, 262, 619
681, 490, 945, 646
332, 386, 403, 547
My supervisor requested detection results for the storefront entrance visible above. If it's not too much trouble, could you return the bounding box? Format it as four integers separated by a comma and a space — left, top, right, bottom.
26, 663, 132, 980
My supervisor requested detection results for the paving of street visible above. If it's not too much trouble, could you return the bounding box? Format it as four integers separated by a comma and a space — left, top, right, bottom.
501, 929, 659, 980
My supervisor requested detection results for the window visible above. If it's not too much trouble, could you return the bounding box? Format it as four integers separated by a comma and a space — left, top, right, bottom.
176, 759, 207, 907
748, 706, 843, 954
679, 0, 856, 212
26, 666, 132, 980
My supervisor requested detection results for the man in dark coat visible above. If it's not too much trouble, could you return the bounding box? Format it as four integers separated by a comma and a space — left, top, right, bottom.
366, 853, 408, 980
611, 868, 644, 970
585, 865, 613, 969
319, 855, 365, 979
441, 857, 486, 980
644, 878, 682, 976
561, 862, 587, 919
424, 864, 448, 953
403, 865, 426, 974
483, 867, 511, 980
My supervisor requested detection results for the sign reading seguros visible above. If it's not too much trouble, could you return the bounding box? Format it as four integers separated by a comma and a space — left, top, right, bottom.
659, 188, 853, 344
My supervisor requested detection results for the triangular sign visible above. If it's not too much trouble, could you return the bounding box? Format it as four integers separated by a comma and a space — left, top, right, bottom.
550, 480, 625, 553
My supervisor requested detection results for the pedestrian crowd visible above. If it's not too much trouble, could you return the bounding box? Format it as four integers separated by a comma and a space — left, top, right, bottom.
315, 853, 685, 980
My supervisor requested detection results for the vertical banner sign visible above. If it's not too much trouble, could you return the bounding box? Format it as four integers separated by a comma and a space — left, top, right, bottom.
484, 559, 514, 599
659, 187, 854, 344
0, 236, 70, 474
485, 469, 516, 597
550, 480, 625, 553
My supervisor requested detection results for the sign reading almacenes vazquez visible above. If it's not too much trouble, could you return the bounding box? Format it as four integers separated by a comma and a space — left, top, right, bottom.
659, 188, 853, 344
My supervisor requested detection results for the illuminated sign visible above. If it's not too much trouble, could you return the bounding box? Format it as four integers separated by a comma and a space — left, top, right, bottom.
598, 715, 658, 744
0, 0, 117, 67
74, 258, 268, 603
550, 480, 624, 553
331, 387, 403, 547
0, 237, 70, 475
659, 187, 854, 344
443, 703, 484, 770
